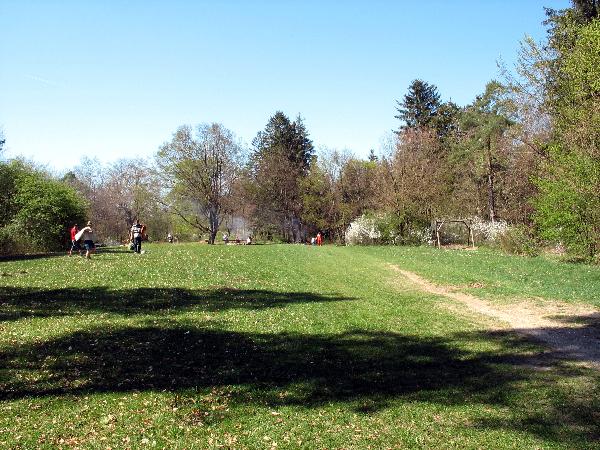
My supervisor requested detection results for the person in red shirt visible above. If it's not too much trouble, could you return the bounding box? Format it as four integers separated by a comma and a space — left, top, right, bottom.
68, 223, 81, 256
316, 232, 323, 246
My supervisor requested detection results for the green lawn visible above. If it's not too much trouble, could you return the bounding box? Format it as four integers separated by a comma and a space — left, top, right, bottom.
1, 244, 599, 449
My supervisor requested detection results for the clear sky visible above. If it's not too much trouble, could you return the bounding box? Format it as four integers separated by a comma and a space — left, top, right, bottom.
0, 0, 570, 172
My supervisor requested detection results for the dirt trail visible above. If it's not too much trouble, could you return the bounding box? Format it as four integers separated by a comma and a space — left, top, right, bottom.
389, 265, 600, 369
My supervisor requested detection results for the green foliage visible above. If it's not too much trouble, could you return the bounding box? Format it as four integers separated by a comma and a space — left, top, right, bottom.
157, 123, 243, 244
572, 0, 600, 21
497, 225, 540, 257
563, 20, 600, 98
300, 160, 332, 234
346, 212, 429, 246
0, 161, 87, 254
534, 145, 600, 258
430, 100, 461, 139
14, 170, 87, 251
0, 161, 20, 228
372, 212, 417, 245
451, 82, 515, 222
394, 79, 441, 131
459, 82, 514, 164
249, 112, 315, 242
252, 112, 314, 172
532, 16, 600, 259
373, 213, 402, 244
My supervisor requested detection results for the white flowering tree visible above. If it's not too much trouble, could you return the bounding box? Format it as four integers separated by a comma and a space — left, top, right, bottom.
345, 215, 381, 245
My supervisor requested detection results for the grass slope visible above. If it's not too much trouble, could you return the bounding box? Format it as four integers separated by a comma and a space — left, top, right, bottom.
0, 244, 599, 449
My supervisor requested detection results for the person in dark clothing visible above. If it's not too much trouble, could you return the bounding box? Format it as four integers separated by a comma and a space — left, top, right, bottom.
129, 219, 144, 254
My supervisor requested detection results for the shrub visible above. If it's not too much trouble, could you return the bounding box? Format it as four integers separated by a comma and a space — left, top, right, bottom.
345, 213, 432, 246
345, 215, 381, 245
0, 161, 87, 254
533, 149, 600, 259
470, 217, 509, 244
497, 225, 539, 257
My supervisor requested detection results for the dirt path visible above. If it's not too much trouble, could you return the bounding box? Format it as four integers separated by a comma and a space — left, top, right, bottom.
389, 265, 600, 369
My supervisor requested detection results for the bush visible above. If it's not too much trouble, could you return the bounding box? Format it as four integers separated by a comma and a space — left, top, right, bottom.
470, 217, 509, 244
0, 161, 87, 254
534, 146, 600, 259
345, 213, 432, 246
345, 215, 381, 245
497, 225, 539, 257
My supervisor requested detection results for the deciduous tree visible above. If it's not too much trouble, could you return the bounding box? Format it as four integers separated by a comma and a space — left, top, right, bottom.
533, 14, 600, 257
157, 123, 243, 244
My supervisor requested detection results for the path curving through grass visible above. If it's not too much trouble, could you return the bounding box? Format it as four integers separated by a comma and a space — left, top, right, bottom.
1, 243, 599, 448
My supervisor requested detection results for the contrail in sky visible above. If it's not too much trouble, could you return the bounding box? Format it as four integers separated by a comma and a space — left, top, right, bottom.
25, 74, 61, 87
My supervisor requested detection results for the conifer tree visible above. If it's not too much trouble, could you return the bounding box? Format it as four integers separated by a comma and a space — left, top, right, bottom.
249, 112, 314, 242
395, 79, 441, 132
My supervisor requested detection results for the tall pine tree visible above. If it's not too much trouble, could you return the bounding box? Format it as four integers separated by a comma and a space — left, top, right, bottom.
249, 112, 314, 242
395, 79, 441, 132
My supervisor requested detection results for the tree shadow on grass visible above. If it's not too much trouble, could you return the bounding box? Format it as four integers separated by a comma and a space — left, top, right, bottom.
0, 252, 65, 262
1, 324, 599, 445
0, 246, 131, 262
0, 286, 353, 321
466, 328, 600, 446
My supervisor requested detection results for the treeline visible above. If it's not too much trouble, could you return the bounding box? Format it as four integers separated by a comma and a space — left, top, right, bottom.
1, 1, 599, 261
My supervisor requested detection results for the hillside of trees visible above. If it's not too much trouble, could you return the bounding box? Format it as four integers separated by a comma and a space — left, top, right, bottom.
1, 1, 599, 260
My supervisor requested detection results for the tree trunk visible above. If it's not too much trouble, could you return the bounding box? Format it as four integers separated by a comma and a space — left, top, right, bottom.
291, 215, 302, 243
208, 206, 219, 244
487, 138, 497, 223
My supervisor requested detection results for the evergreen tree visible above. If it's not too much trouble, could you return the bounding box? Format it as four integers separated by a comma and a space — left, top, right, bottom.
455, 82, 513, 223
249, 112, 314, 242
395, 79, 441, 132
431, 101, 461, 139
252, 112, 314, 172
572, 0, 600, 21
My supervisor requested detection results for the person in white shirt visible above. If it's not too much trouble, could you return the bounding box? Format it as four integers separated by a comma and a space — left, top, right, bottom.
79, 221, 96, 259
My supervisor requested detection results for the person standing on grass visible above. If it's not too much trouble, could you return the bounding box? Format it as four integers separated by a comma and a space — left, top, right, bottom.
130, 219, 144, 254
79, 221, 96, 259
316, 232, 323, 246
68, 223, 81, 256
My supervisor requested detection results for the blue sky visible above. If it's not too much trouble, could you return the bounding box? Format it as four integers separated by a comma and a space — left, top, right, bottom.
0, 0, 569, 171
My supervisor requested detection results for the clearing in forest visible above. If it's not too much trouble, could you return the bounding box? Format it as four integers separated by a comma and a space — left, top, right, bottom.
0, 244, 599, 448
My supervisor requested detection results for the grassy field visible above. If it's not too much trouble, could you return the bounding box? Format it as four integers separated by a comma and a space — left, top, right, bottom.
1, 243, 599, 449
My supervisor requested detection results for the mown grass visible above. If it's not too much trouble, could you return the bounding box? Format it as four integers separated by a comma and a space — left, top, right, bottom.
0, 243, 599, 449
354, 245, 600, 307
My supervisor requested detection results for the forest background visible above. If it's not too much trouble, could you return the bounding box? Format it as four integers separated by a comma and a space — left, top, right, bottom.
1, 1, 599, 261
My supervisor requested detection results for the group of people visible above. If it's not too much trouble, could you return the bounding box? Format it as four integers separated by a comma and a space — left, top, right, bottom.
222, 234, 252, 245
70, 221, 322, 256
311, 232, 323, 246
69, 218, 147, 258
69, 221, 96, 259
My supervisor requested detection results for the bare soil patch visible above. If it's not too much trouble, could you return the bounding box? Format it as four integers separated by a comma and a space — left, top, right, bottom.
389, 264, 600, 369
